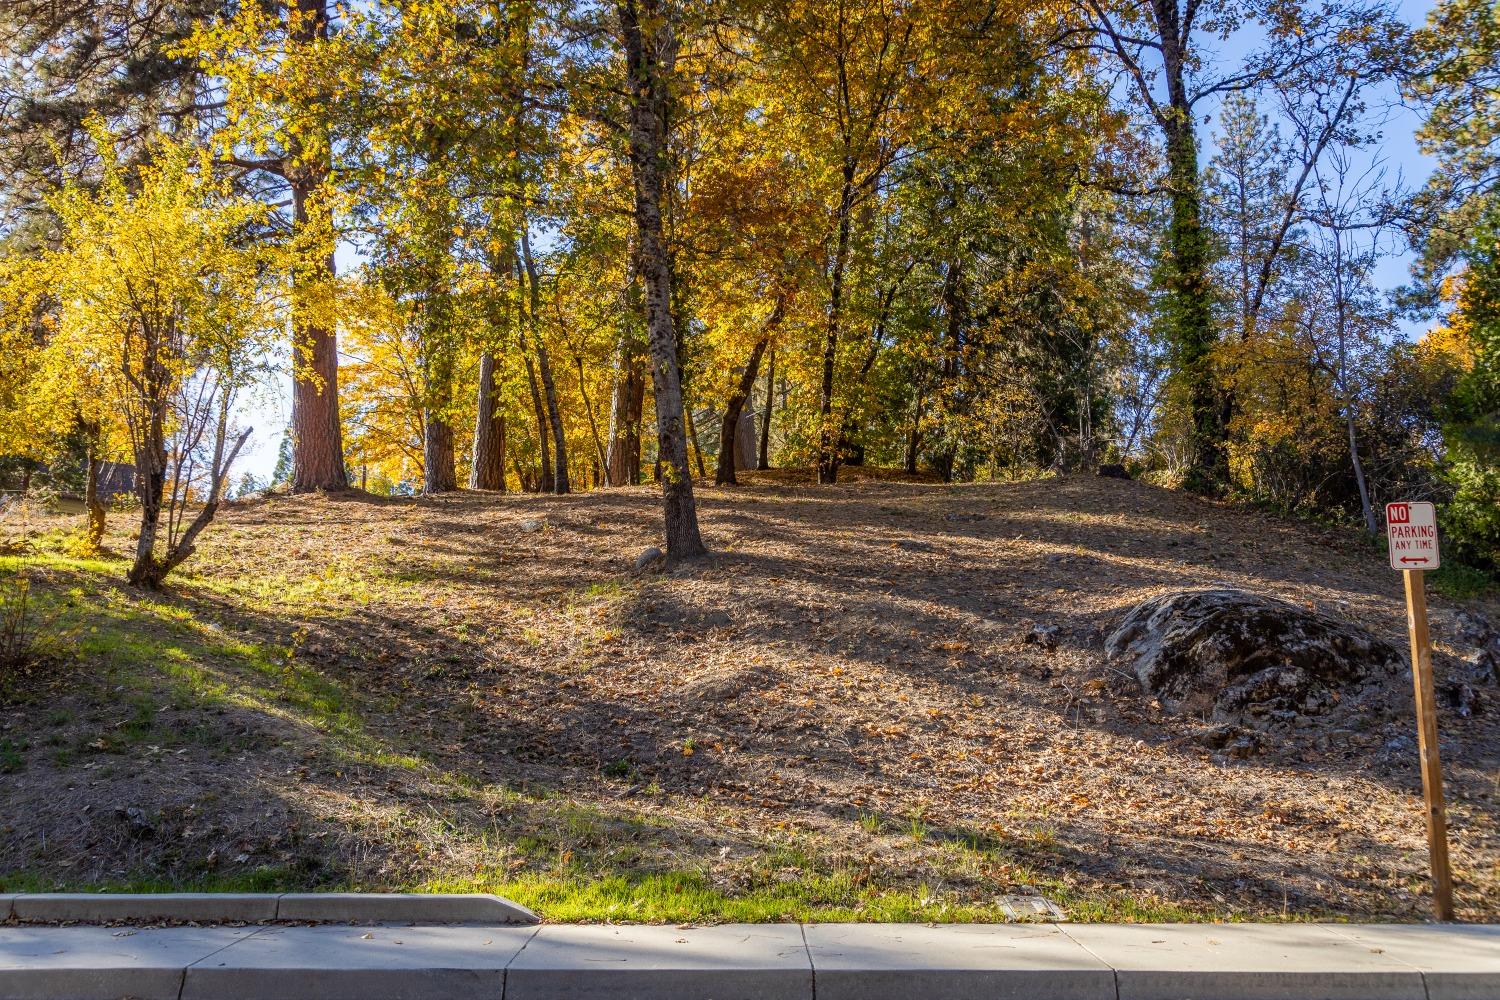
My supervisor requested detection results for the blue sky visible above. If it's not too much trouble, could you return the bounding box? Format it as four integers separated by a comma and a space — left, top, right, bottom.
235, 0, 1442, 482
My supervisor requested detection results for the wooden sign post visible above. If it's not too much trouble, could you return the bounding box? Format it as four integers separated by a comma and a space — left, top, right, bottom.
1386, 501, 1454, 921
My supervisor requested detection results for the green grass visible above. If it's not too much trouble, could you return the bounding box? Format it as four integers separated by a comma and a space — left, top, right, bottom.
0, 867, 305, 895
1431, 562, 1496, 600
2, 549, 423, 770
414, 868, 1217, 924
0, 861, 1219, 923
0, 738, 24, 773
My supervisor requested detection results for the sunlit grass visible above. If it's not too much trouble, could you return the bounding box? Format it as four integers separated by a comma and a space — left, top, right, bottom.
3, 549, 421, 770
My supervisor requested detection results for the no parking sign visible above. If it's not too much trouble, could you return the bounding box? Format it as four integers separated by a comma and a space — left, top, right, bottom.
1386, 501, 1440, 570
1385, 499, 1452, 921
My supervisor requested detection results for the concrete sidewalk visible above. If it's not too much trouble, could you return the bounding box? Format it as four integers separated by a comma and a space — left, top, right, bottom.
1, 921, 1497, 1000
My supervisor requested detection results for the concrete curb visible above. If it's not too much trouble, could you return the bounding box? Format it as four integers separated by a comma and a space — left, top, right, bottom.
275, 893, 539, 924
3, 893, 539, 926
0, 922, 1495, 1000
183, 925, 537, 1000
805, 923, 1115, 1000
1060, 923, 1427, 1000
508, 924, 812, 1000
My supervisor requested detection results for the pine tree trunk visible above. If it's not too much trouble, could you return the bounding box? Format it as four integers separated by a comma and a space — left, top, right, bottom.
286, 0, 347, 494
423, 409, 457, 494
1165, 118, 1221, 493
470, 351, 506, 491
618, 0, 706, 562
288, 176, 348, 494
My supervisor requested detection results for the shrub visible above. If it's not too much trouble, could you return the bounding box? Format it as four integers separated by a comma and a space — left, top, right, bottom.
0, 565, 41, 684
1442, 460, 1500, 574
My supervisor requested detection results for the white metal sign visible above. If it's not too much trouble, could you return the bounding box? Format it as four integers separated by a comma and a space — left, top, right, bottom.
1386, 501, 1440, 571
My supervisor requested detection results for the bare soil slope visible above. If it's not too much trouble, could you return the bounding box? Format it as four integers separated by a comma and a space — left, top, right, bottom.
2, 471, 1496, 921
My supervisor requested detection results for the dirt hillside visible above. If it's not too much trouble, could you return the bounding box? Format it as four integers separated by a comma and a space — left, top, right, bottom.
1, 470, 1496, 921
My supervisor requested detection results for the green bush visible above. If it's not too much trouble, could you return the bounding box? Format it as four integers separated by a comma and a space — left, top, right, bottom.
1432, 563, 1495, 600
1441, 460, 1500, 574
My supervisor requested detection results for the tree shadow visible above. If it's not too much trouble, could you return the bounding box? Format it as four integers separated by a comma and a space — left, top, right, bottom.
3, 475, 1495, 919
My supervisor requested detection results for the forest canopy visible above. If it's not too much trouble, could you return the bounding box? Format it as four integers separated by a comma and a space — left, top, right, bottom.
0, 0, 1495, 578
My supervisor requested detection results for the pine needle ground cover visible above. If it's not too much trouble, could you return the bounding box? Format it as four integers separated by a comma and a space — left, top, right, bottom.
1, 472, 1496, 922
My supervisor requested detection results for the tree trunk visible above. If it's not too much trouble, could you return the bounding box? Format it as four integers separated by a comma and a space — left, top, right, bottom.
520, 233, 569, 494
818, 166, 856, 485
286, 0, 347, 494
685, 402, 706, 479
576, 353, 607, 476
422, 409, 458, 494
604, 337, 646, 485
83, 426, 106, 550
1348, 411, 1377, 534
618, 0, 706, 562
524, 353, 553, 493
288, 175, 348, 494
1165, 119, 1221, 493
1152, 1, 1222, 494
154, 421, 250, 582
716, 335, 770, 486
905, 390, 926, 474
470, 351, 506, 491
420, 270, 457, 496
932, 257, 965, 483
757, 347, 775, 470
605, 254, 647, 486
128, 406, 168, 588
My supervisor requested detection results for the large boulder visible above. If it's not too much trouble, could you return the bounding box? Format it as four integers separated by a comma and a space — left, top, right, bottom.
1106, 589, 1404, 724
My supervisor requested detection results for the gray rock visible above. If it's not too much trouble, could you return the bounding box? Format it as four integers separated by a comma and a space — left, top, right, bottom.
1023, 624, 1061, 650
518, 518, 545, 534
634, 546, 665, 571
1465, 633, 1500, 685
115, 806, 154, 839
1106, 589, 1403, 723
1439, 679, 1482, 718
1456, 610, 1494, 646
